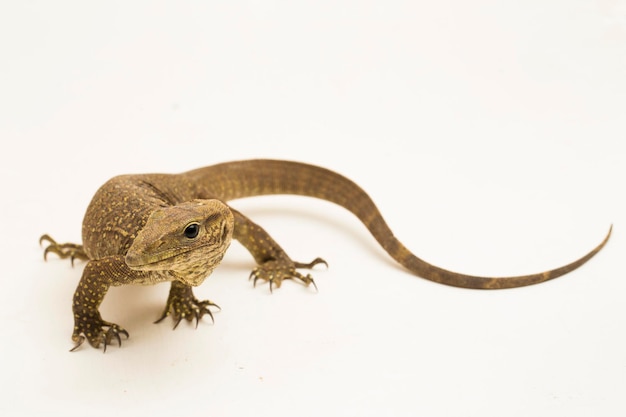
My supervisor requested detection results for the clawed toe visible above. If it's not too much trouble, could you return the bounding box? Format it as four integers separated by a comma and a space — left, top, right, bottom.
250, 257, 325, 292
158, 302, 218, 329
156, 282, 220, 329
104, 326, 129, 351
293, 257, 328, 269
70, 321, 129, 353
70, 335, 85, 352
171, 306, 214, 330
40, 234, 89, 266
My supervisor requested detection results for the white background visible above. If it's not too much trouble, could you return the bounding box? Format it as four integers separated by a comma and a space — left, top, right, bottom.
1, 1, 625, 416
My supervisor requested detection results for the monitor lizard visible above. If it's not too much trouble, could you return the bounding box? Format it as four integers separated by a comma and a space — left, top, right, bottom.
40, 159, 612, 351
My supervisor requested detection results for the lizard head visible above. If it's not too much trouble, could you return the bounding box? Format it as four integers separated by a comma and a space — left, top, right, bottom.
125, 199, 234, 286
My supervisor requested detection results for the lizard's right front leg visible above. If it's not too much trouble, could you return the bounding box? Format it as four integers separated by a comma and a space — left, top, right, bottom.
71, 256, 141, 352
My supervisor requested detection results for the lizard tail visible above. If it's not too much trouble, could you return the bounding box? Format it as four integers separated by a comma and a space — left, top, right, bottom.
187, 159, 611, 289
372, 223, 611, 289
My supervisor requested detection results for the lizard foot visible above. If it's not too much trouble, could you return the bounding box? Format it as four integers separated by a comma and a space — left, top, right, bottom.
40, 234, 89, 266
155, 281, 221, 329
250, 257, 328, 292
71, 315, 129, 352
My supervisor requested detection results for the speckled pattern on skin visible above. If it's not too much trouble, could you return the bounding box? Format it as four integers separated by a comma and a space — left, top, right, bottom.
41, 159, 612, 351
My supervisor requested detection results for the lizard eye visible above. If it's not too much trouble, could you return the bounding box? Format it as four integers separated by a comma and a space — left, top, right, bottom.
184, 223, 200, 239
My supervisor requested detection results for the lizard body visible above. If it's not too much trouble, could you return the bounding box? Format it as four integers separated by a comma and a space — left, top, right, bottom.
41, 159, 611, 351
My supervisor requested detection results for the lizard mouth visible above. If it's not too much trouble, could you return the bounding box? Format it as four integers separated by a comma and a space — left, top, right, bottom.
125, 243, 222, 270
125, 247, 183, 269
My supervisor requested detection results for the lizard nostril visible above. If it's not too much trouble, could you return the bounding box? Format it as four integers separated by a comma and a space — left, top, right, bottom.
221, 222, 229, 243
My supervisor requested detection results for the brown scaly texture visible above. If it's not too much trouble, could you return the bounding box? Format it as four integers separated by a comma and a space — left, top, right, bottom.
41, 159, 612, 351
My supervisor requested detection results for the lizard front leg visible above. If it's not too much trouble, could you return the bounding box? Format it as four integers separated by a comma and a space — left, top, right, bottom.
231, 209, 327, 292
71, 255, 151, 352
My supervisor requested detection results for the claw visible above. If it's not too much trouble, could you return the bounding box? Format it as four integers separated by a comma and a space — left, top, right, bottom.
105, 328, 122, 348
252, 273, 261, 288
112, 333, 122, 348
40, 234, 55, 247
70, 335, 85, 352
193, 310, 201, 328
193, 307, 214, 328
43, 245, 62, 261
173, 317, 183, 330
204, 308, 215, 325
294, 257, 328, 269
154, 312, 168, 324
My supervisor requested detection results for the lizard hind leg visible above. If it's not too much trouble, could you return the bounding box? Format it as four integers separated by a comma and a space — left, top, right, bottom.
40, 234, 89, 266
155, 281, 221, 329
231, 209, 328, 292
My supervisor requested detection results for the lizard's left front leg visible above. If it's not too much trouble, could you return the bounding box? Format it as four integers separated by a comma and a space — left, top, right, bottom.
231, 209, 327, 291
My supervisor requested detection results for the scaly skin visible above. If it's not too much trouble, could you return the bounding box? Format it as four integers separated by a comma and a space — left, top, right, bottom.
41, 159, 612, 351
